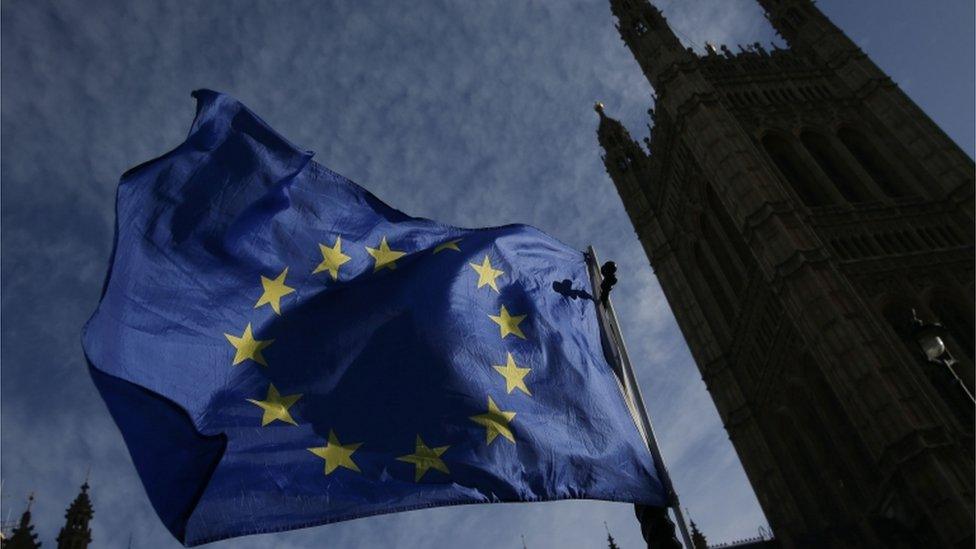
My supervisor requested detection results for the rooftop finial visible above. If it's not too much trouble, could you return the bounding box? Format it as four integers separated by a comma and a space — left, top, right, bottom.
594, 101, 605, 116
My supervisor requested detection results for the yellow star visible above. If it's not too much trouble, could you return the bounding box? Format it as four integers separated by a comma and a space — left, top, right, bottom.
254, 267, 295, 315
433, 239, 462, 254
313, 237, 351, 280
223, 323, 273, 366
246, 383, 302, 426
492, 352, 532, 396
365, 236, 406, 272
488, 305, 527, 339
397, 435, 450, 481
470, 396, 516, 445
469, 255, 504, 292
308, 430, 362, 475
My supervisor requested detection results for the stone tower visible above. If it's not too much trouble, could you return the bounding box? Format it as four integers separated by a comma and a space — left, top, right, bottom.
597, 0, 974, 547
55, 482, 92, 549
3, 495, 40, 549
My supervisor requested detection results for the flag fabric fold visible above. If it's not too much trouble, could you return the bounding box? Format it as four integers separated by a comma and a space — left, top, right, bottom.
82, 90, 666, 546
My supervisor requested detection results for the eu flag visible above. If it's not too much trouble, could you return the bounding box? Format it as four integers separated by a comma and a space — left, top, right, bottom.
82, 90, 666, 546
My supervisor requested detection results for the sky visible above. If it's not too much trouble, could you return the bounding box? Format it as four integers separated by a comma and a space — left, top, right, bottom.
1, 0, 973, 547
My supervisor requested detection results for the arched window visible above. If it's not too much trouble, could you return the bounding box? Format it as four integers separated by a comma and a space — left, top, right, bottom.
866, 236, 884, 256
694, 241, 735, 326
837, 127, 915, 197
901, 231, 920, 251
762, 133, 834, 206
787, 8, 805, 25
707, 186, 751, 260
888, 233, 906, 253
915, 228, 934, 248
702, 216, 744, 294
852, 236, 870, 257
938, 226, 962, 246
767, 403, 836, 527
922, 227, 945, 248
947, 226, 966, 244
801, 131, 874, 203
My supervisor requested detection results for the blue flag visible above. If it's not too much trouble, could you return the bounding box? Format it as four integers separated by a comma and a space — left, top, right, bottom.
82, 90, 666, 546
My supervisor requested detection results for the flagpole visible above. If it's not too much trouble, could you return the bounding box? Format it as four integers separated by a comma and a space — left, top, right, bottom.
585, 246, 694, 549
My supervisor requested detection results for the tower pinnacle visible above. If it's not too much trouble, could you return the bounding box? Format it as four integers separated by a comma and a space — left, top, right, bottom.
594, 104, 654, 220
4, 494, 41, 549
608, 0, 694, 87
594, 104, 637, 153
55, 482, 92, 549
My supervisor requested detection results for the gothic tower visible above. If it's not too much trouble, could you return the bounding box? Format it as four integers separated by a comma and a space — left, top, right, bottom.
55, 482, 92, 549
3, 495, 40, 549
597, 1, 974, 547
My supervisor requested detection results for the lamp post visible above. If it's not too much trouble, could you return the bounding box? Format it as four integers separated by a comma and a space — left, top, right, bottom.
907, 310, 975, 424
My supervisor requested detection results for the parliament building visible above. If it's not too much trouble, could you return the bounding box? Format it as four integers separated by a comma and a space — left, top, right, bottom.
597, 0, 974, 547
2, 482, 93, 549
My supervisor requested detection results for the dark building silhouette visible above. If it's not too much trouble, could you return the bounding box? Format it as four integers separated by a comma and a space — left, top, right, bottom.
3, 496, 40, 549
2, 484, 93, 549
55, 483, 92, 549
597, 0, 974, 547
690, 519, 708, 549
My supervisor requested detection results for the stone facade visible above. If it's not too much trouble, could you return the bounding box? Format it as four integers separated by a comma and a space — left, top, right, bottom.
596, 1, 975, 547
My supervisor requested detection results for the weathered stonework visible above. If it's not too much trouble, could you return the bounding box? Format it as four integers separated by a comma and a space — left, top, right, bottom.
597, 1, 975, 546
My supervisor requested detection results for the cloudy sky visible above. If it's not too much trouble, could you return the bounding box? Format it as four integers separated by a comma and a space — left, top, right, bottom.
2, 0, 973, 547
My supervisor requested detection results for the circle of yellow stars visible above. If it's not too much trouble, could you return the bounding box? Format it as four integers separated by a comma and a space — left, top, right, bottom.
222, 234, 536, 482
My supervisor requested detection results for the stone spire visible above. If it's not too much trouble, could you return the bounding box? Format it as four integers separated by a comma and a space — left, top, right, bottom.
3, 495, 40, 549
594, 102, 654, 222
608, 0, 695, 88
55, 482, 92, 549
595, 102, 647, 175
755, 0, 857, 59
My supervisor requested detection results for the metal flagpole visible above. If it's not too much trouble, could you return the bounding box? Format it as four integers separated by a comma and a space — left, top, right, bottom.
585, 246, 694, 549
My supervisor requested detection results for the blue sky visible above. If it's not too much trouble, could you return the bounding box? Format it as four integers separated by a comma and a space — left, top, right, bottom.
1, 0, 972, 547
